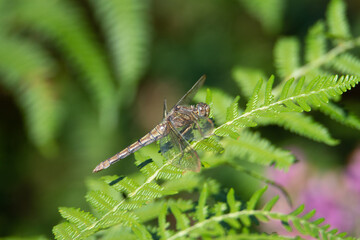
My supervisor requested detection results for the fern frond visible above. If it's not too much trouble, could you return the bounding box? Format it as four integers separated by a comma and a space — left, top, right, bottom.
194, 135, 224, 153
134, 150, 183, 180
222, 131, 294, 170
326, 0, 351, 39
196, 183, 209, 222
90, 0, 150, 104
305, 21, 326, 63
282, 35, 360, 81
226, 96, 241, 121
330, 53, 360, 75
59, 207, 97, 230
258, 112, 339, 145
316, 103, 360, 130
232, 67, 267, 99
213, 75, 359, 142
239, 0, 285, 33
0, 35, 62, 153
163, 172, 220, 195
274, 37, 300, 79
54, 143, 218, 240
85, 190, 119, 212
158, 202, 170, 240
13, 0, 119, 129
245, 79, 263, 113
273, 0, 360, 82
53, 222, 81, 240
164, 186, 356, 240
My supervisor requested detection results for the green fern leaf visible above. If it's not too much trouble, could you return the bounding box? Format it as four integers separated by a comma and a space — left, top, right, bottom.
0, 35, 62, 153
258, 112, 339, 145
320, 103, 360, 131
156, 164, 184, 180
103, 176, 140, 195
196, 184, 209, 222
134, 155, 160, 178
13, 0, 119, 129
163, 187, 359, 240
132, 222, 152, 240
90, 0, 150, 104
226, 188, 239, 213
226, 96, 241, 121
297, 75, 357, 108
326, 0, 351, 39
170, 204, 190, 231
137, 146, 184, 180
274, 37, 300, 79
292, 219, 307, 235
223, 131, 294, 170
194, 135, 224, 153
59, 207, 97, 230
290, 204, 305, 216
264, 75, 275, 105
233, 67, 267, 99
158, 203, 170, 240
263, 195, 279, 212
245, 79, 263, 113
53, 222, 81, 240
302, 210, 316, 221
215, 118, 257, 137
225, 188, 242, 229
85, 190, 118, 212
247, 186, 267, 210
330, 53, 360, 75
135, 182, 164, 200
305, 21, 326, 63
312, 218, 325, 225
279, 78, 294, 100
99, 211, 138, 229
239, 0, 285, 33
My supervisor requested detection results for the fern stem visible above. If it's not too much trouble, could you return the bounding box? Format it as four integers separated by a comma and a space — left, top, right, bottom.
168, 209, 345, 240
191, 75, 357, 153
285, 36, 360, 80
73, 161, 172, 239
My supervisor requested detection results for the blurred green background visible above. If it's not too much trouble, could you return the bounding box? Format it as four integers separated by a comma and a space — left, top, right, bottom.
0, 0, 360, 238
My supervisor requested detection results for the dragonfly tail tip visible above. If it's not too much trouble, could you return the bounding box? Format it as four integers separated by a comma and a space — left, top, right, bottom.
92, 165, 102, 173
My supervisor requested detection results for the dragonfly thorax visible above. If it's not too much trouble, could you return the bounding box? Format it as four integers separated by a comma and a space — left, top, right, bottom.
194, 102, 210, 117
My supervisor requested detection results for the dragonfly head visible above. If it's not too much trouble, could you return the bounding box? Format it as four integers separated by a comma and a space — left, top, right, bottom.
195, 102, 210, 117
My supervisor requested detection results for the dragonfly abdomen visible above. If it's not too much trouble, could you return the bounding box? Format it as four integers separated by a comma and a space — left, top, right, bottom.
92, 123, 167, 173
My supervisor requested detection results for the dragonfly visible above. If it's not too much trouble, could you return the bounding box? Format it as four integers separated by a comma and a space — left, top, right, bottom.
93, 75, 214, 173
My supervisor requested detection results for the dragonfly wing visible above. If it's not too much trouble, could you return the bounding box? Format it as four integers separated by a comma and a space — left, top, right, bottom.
192, 116, 214, 139
159, 122, 201, 172
173, 75, 206, 108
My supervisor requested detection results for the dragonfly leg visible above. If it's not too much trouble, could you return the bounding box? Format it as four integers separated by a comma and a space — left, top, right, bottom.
194, 120, 205, 137
163, 99, 168, 118
175, 132, 185, 165
180, 124, 194, 141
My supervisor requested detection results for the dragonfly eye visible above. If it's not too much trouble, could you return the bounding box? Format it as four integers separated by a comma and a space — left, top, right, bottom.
196, 102, 210, 117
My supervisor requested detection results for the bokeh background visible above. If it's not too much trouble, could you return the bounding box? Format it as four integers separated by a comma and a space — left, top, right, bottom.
0, 0, 360, 238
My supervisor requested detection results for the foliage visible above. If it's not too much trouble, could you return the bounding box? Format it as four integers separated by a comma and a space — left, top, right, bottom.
0, 0, 359, 239
50, 0, 360, 239
239, 0, 286, 33
0, 0, 150, 152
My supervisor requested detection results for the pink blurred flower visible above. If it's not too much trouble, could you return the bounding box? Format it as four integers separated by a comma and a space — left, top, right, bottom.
261, 145, 360, 237
345, 148, 360, 194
